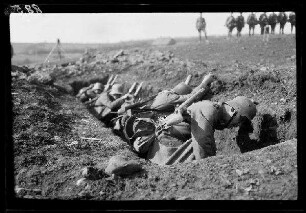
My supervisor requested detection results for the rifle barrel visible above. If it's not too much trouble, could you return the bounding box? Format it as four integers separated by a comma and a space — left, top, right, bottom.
107, 75, 114, 85
185, 75, 192, 85
128, 82, 137, 94
124, 94, 157, 111
134, 82, 143, 96
110, 75, 118, 85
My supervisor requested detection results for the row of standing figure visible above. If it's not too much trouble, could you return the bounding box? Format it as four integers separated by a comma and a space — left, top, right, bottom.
196, 12, 295, 43
225, 12, 296, 38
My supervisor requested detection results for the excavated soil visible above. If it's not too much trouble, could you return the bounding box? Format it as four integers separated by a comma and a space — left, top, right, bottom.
11, 35, 297, 202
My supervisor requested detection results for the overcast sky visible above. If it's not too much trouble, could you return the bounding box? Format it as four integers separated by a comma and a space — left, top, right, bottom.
10, 12, 294, 43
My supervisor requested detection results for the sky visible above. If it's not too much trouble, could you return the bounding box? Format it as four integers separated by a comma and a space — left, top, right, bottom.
10, 12, 294, 43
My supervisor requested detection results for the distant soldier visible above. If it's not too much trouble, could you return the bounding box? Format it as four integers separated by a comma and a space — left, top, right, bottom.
278, 12, 288, 34
259, 12, 269, 35
57, 38, 62, 61
247, 12, 258, 36
225, 12, 236, 38
236, 12, 245, 37
196, 13, 208, 43
288, 12, 296, 34
268, 12, 278, 34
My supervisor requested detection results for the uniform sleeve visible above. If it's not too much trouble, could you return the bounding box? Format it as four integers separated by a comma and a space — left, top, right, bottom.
172, 85, 210, 106
133, 135, 156, 154
107, 97, 126, 110
97, 93, 125, 110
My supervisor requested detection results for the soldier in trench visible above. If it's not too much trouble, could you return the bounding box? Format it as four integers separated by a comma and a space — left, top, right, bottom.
124, 93, 258, 165
91, 83, 134, 126
115, 74, 211, 137
77, 82, 104, 103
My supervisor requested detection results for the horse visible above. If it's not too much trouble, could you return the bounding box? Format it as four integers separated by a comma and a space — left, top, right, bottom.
247, 13, 258, 36
196, 13, 208, 43
278, 12, 288, 34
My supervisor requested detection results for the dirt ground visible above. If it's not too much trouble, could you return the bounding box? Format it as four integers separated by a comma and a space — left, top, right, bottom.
11, 35, 297, 201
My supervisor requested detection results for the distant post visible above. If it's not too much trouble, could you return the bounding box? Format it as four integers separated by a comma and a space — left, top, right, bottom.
57, 38, 62, 61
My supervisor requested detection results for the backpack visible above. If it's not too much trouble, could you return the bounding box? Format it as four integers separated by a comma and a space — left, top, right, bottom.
226, 16, 235, 28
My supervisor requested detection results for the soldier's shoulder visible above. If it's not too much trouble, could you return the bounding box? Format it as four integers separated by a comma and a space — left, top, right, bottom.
97, 91, 108, 99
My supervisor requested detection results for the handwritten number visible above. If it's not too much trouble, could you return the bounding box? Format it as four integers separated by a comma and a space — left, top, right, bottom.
25, 5, 34, 13
32, 4, 42, 13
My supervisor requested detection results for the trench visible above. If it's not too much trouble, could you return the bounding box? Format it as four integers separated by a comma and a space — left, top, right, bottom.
68, 77, 297, 160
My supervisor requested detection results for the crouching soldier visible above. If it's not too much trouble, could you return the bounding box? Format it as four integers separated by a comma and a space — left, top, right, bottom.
116, 74, 211, 138
92, 83, 133, 126
124, 93, 257, 165
77, 82, 103, 103
121, 73, 213, 163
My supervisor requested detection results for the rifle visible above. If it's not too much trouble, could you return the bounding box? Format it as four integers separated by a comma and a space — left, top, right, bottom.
156, 73, 215, 132
117, 93, 158, 114
134, 82, 143, 97
185, 75, 192, 85
103, 74, 118, 92
128, 82, 138, 94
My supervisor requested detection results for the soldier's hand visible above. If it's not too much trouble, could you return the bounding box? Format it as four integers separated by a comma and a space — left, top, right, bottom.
163, 111, 184, 127
122, 94, 134, 100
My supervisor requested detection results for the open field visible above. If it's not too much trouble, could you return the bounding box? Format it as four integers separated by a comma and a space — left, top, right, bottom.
10, 34, 297, 203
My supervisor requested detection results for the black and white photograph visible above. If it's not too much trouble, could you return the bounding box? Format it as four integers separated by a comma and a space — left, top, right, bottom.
4, 1, 302, 211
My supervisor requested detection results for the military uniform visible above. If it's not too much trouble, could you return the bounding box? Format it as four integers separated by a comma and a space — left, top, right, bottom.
93, 91, 126, 125
125, 96, 257, 165
288, 12, 296, 34
196, 15, 207, 42
226, 15, 236, 36
278, 12, 288, 34
150, 82, 208, 111
78, 83, 103, 103
236, 14, 245, 37
91, 83, 128, 126
259, 13, 269, 35
268, 13, 278, 34
247, 13, 258, 36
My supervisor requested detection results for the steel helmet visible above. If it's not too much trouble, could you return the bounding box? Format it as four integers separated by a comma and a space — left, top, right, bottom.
110, 83, 124, 95
172, 82, 192, 95
225, 96, 257, 121
92, 82, 103, 91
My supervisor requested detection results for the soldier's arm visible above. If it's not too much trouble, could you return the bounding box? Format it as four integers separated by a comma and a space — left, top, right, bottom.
100, 95, 126, 110
174, 87, 209, 105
